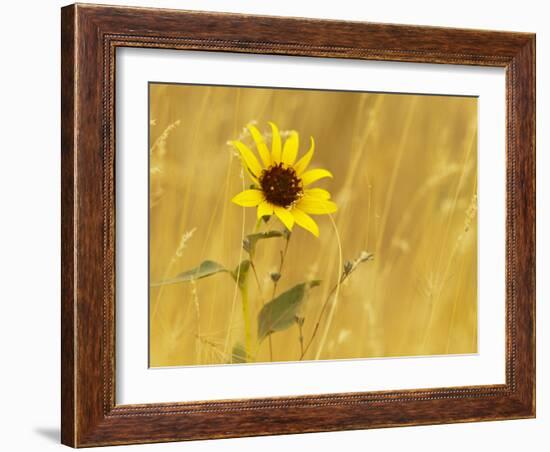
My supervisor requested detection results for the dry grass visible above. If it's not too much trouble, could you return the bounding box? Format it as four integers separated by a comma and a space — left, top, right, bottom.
148, 84, 478, 367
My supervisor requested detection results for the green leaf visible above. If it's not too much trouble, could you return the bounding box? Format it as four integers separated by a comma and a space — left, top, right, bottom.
243, 230, 284, 254
257, 280, 321, 341
150, 260, 228, 287
231, 342, 247, 364
231, 260, 251, 288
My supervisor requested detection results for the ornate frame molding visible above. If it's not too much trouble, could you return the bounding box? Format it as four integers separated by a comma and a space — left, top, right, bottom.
61, 4, 535, 447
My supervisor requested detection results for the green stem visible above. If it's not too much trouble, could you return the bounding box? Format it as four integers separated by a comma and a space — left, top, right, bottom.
249, 218, 263, 294
239, 218, 262, 362
251, 219, 275, 362
300, 269, 352, 360
298, 321, 304, 357
240, 284, 252, 361
272, 233, 291, 299
267, 232, 291, 362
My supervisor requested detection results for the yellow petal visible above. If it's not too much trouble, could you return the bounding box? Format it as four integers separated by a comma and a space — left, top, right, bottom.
269, 122, 282, 163
282, 131, 299, 166
301, 168, 333, 186
292, 208, 319, 237
293, 137, 315, 175
304, 188, 331, 200
274, 206, 295, 231
297, 196, 338, 215
231, 189, 264, 207
231, 140, 262, 177
257, 201, 274, 219
247, 124, 271, 168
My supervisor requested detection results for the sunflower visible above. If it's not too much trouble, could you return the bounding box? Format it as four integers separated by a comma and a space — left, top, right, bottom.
231, 122, 337, 237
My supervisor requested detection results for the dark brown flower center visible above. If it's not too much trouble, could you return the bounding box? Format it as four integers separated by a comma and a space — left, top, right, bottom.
260, 163, 303, 208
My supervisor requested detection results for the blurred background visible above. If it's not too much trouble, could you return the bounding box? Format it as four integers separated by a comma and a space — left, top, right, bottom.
149, 83, 477, 367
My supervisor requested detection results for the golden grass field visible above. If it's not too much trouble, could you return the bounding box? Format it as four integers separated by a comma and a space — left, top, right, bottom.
149, 83, 478, 367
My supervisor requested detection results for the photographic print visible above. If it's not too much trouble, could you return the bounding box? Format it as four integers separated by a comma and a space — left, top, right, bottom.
149, 83, 478, 367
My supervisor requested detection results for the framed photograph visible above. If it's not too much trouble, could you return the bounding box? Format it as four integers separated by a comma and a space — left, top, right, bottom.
61, 3, 535, 447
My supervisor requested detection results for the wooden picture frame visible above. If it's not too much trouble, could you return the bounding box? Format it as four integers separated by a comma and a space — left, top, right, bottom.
61, 3, 535, 447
